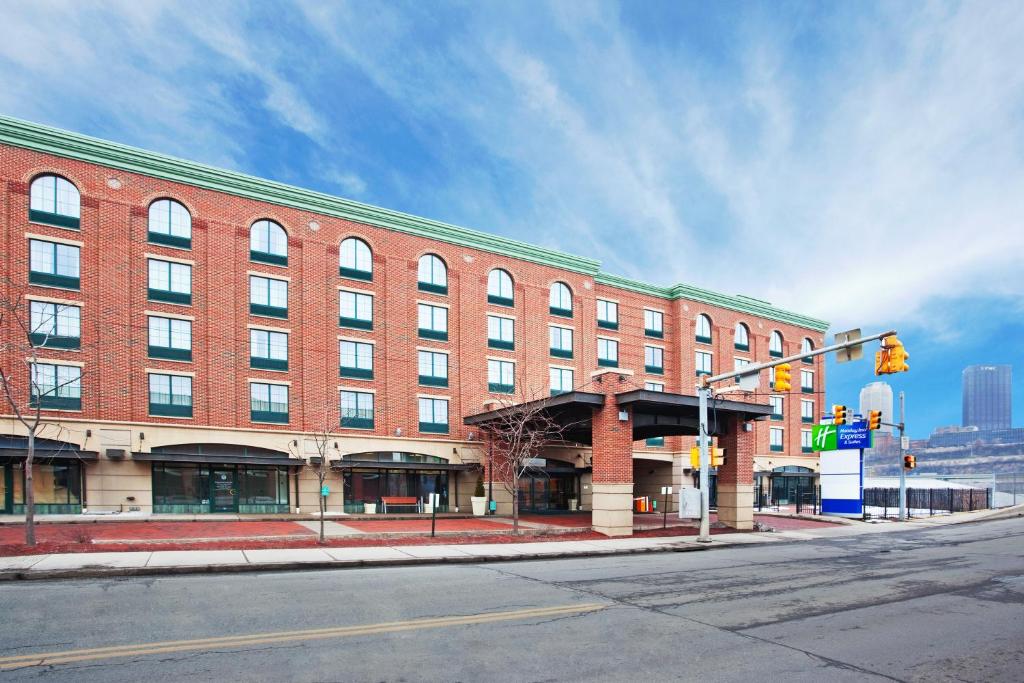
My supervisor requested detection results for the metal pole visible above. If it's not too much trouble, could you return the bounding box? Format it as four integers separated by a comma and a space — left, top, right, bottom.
487, 440, 494, 515
898, 391, 906, 521
697, 385, 712, 543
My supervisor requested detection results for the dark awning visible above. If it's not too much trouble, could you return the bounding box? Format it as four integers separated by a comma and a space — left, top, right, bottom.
615, 389, 772, 440
132, 452, 301, 467
332, 460, 478, 472
0, 435, 97, 463
463, 391, 604, 445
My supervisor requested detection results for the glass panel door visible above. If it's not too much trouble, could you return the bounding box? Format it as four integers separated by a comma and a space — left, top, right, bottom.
211, 468, 237, 512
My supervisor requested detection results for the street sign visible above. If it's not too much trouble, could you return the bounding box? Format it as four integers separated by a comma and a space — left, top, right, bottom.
901, 436, 910, 450
834, 329, 864, 363
813, 423, 873, 451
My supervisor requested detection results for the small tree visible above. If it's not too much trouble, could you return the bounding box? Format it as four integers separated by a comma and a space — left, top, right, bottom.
306, 420, 339, 545
474, 471, 485, 498
479, 387, 578, 534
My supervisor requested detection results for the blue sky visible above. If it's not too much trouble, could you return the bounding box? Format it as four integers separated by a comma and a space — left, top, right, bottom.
2, 1, 1022, 437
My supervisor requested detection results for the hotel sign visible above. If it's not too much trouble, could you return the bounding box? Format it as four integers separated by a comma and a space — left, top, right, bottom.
812, 423, 872, 451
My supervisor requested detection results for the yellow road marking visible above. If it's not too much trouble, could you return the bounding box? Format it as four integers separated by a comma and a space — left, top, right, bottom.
0, 603, 605, 669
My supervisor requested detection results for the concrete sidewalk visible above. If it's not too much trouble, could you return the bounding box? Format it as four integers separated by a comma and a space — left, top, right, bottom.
1, 504, 1020, 581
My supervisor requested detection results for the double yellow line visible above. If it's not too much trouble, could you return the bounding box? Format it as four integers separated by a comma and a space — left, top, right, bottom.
0, 603, 605, 669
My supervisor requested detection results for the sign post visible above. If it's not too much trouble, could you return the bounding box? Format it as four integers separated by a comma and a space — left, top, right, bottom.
661, 486, 673, 529
430, 492, 439, 537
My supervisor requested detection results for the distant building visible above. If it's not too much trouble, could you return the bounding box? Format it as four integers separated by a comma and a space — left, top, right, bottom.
962, 365, 1012, 431
860, 381, 895, 434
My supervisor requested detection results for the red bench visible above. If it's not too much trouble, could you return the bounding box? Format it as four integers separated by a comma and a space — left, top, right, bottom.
380, 496, 422, 514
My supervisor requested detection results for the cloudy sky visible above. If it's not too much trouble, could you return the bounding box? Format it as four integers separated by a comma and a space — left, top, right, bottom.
2, 0, 1021, 436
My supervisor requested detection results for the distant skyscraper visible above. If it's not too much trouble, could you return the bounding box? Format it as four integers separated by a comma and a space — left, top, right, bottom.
860, 381, 895, 434
962, 365, 1012, 430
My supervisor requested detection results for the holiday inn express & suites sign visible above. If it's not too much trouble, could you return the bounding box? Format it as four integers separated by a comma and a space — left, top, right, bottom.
812, 423, 873, 451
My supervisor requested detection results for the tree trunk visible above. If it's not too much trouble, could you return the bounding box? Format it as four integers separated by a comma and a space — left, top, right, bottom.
512, 474, 519, 535
319, 476, 326, 544
25, 429, 36, 546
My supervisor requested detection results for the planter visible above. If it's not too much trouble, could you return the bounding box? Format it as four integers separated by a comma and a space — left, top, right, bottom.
568, 498, 578, 512
363, 503, 377, 514
471, 496, 487, 516
423, 502, 434, 514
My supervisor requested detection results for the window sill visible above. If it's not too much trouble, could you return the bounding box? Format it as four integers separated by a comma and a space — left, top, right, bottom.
30, 334, 80, 350
598, 359, 618, 368
770, 446, 784, 452
339, 317, 373, 331
29, 210, 80, 230
419, 422, 449, 434
339, 267, 372, 281
148, 232, 192, 250
149, 405, 194, 418
340, 368, 374, 380
250, 250, 288, 267
644, 330, 664, 339
148, 289, 191, 305
644, 366, 664, 375
30, 273, 80, 291
250, 304, 288, 320
149, 346, 193, 362
488, 340, 514, 351
341, 418, 375, 430
419, 329, 448, 341
550, 307, 573, 318
597, 320, 618, 330
419, 376, 449, 388
695, 335, 712, 345
488, 383, 515, 394
487, 295, 513, 307
251, 357, 289, 371
418, 282, 448, 295
550, 348, 573, 359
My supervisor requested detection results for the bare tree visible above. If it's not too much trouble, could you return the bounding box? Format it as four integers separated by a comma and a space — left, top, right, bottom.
0, 293, 84, 546
478, 386, 580, 534
305, 420, 339, 545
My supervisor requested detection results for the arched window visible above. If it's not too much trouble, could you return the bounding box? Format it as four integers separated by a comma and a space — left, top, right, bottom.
802, 338, 814, 364
29, 174, 80, 229
250, 219, 288, 266
769, 330, 784, 358
549, 282, 573, 317
695, 314, 712, 344
735, 322, 750, 351
417, 254, 448, 294
339, 237, 372, 280
148, 199, 192, 248
487, 269, 514, 306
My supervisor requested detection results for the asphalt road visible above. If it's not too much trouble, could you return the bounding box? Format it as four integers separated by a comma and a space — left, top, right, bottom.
0, 517, 1022, 682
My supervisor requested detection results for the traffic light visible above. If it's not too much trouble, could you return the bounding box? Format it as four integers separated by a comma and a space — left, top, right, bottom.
774, 363, 791, 392
874, 349, 890, 375
876, 335, 910, 375
868, 410, 882, 430
833, 404, 848, 425
903, 454, 916, 470
689, 447, 725, 468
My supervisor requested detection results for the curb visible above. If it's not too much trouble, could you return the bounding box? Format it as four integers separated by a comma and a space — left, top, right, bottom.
0, 542, 711, 582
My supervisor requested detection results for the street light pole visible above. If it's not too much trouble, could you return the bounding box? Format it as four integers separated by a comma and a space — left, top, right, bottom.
898, 391, 906, 521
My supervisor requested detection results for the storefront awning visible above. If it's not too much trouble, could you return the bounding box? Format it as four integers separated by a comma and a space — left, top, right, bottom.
332, 460, 478, 472
132, 452, 301, 467
0, 435, 97, 462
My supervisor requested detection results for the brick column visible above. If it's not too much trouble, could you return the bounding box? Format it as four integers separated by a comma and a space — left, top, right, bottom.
717, 414, 756, 530
590, 369, 635, 536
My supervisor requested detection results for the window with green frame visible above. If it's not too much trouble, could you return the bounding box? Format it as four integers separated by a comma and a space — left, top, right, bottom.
250, 219, 288, 266
29, 175, 80, 229
147, 258, 191, 305
549, 367, 573, 396
734, 322, 750, 351
597, 299, 618, 329
644, 345, 664, 374
801, 430, 813, 453
250, 382, 289, 423
597, 337, 618, 367
487, 268, 513, 306
801, 399, 815, 423
549, 325, 573, 358
29, 239, 80, 290
695, 313, 712, 344
769, 395, 784, 420
250, 328, 288, 371
770, 427, 784, 452
801, 369, 814, 393
487, 359, 515, 394
149, 373, 193, 417
643, 309, 664, 338
418, 350, 448, 387
249, 275, 287, 319
147, 198, 192, 249
9, 461, 82, 514
644, 381, 665, 446
29, 301, 80, 349
148, 315, 192, 361
418, 397, 449, 433
769, 330, 784, 358
30, 363, 81, 410
339, 290, 373, 329
417, 254, 448, 294
418, 303, 448, 341
340, 390, 374, 429
549, 282, 573, 317
487, 314, 513, 350
340, 340, 373, 379
339, 237, 372, 280
696, 350, 712, 376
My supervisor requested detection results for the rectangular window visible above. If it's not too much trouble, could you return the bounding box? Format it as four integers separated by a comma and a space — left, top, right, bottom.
734, 357, 751, 384
770, 427, 784, 452
487, 359, 515, 394
148, 316, 192, 361
549, 326, 573, 358
801, 369, 814, 393
644, 381, 665, 446
769, 366, 776, 389
339, 340, 373, 379
251, 383, 289, 423
418, 303, 448, 341
597, 338, 618, 367
550, 367, 573, 396
418, 350, 449, 387
801, 429, 813, 453
29, 301, 80, 349
643, 309, 664, 338
147, 258, 191, 304
339, 290, 373, 330
769, 395, 784, 420
596, 300, 618, 330
801, 399, 815, 424
644, 345, 664, 374
418, 397, 449, 433
487, 315, 514, 350
250, 329, 288, 371
29, 240, 80, 290
149, 373, 193, 417
340, 390, 374, 429
249, 275, 288, 319
695, 351, 712, 376
30, 363, 81, 410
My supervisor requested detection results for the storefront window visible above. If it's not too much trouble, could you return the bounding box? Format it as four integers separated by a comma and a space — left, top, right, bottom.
342, 469, 449, 513
152, 463, 289, 513
153, 464, 209, 510
9, 462, 81, 511
239, 466, 289, 507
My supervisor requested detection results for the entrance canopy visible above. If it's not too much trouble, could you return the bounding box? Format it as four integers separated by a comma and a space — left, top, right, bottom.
133, 443, 299, 467
0, 435, 97, 463
464, 389, 771, 445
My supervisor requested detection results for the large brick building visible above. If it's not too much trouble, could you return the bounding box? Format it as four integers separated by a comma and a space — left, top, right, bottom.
0, 116, 828, 531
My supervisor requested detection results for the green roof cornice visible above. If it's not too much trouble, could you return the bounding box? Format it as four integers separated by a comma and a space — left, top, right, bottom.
0, 115, 828, 332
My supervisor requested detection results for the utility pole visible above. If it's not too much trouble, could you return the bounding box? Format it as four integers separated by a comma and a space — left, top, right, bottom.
898, 391, 906, 521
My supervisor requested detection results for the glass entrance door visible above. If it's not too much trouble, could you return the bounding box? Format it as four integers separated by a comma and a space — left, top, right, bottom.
211, 468, 238, 512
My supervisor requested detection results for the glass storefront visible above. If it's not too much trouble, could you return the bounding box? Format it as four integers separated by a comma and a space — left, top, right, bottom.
515, 460, 579, 512
340, 452, 453, 513
152, 463, 289, 513
769, 466, 816, 505
2, 462, 82, 514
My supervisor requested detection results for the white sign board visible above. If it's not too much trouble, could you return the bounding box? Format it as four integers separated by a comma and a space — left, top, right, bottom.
678, 488, 701, 519
820, 448, 863, 517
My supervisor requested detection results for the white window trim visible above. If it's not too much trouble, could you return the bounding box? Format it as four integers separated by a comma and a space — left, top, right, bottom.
338, 386, 377, 394
595, 296, 619, 304
249, 323, 290, 333
26, 294, 82, 308
144, 367, 194, 377
415, 346, 450, 354
27, 357, 84, 367
416, 393, 451, 400
487, 312, 515, 320
145, 252, 194, 266
339, 335, 376, 344
417, 299, 450, 309
548, 364, 576, 372
25, 232, 83, 248
337, 284, 375, 296
645, 342, 666, 351
548, 322, 575, 331
246, 377, 291, 386
596, 334, 620, 343
145, 309, 193, 321
486, 355, 517, 363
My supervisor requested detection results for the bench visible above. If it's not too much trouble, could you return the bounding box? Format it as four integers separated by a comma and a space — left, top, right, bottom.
380, 496, 422, 514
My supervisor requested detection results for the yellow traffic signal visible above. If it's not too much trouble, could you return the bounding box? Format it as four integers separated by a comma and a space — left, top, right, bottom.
874, 349, 890, 375
868, 410, 882, 431
689, 447, 725, 468
833, 404, 847, 425
774, 363, 791, 392
903, 454, 916, 470
876, 336, 910, 375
